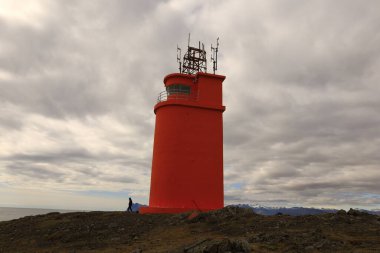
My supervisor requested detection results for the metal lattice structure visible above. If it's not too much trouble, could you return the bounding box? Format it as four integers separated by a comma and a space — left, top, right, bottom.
182, 41, 207, 75
177, 35, 219, 75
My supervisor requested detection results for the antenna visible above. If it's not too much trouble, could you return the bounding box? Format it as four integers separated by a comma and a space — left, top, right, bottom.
211, 37, 219, 74
177, 45, 182, 73
188, 33, 191, 47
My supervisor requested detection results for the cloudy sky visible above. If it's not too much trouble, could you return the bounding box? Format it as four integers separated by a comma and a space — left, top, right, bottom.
1, 0, 380, 211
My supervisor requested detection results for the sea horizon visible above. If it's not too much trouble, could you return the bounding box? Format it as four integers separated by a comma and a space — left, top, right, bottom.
0, 206, 85, 222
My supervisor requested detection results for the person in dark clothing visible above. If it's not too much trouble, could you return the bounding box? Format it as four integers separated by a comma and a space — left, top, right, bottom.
127, 197, 133, 212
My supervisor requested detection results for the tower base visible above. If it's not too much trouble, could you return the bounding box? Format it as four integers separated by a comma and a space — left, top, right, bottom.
139, 206, 220, 214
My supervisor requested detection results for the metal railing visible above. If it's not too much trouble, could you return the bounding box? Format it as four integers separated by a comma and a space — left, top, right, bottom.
157, 89, 199, 103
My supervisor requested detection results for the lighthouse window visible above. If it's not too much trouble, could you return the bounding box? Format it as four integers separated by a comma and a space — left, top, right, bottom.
166, 84, 191, 95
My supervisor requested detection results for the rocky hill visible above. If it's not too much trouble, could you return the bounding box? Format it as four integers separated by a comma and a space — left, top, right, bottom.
1, 207, 380, 252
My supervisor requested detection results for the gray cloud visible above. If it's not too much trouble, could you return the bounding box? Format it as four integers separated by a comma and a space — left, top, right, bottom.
6, 162, 66, 180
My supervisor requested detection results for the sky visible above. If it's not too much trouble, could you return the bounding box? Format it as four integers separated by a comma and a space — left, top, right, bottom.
1, 0, 380, 211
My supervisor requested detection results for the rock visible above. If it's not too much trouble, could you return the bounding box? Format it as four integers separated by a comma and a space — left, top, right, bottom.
187, 211, 200, 221
305, 245, 314, 251
46, 212, 60, 216
184, 238, 250, 253
108, 222, 118, 228
131, 248, 142, 253
347, 208, 361, 216
314, 239, 327, 249
230, 238, 251, 252
336, 209, 346, 215
187, 206, 254, 224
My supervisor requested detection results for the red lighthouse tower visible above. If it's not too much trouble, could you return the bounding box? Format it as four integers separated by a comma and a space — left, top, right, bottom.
140, 39, 225, 214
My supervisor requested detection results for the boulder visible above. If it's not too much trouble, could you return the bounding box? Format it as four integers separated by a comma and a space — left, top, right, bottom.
347, 208, 361, 216
336, 209, 346, 215
184, 238, 250, 253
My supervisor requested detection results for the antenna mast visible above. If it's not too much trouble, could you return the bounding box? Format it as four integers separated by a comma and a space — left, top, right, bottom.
177, 45, 182, 73
211, 37, 219, 74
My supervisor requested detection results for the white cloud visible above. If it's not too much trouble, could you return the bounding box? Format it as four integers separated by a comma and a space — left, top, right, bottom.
0, 0, 51, 29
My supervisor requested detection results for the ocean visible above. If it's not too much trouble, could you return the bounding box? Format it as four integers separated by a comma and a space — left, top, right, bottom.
0, 207, 81, 222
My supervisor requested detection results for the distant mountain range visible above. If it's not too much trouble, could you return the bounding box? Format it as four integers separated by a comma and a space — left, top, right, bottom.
130, 203, 380, 216
361, 209, 380, 216
232, 204, 380, 216
231, 204, 336, 216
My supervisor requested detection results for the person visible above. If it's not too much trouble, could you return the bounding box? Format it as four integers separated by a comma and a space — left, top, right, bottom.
127, 197, 133, 212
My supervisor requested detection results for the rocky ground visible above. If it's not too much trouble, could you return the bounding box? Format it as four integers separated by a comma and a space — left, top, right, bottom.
0, 207, 380, 252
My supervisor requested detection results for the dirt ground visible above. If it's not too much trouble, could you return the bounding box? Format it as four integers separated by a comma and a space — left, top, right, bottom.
1, 206, 380, 252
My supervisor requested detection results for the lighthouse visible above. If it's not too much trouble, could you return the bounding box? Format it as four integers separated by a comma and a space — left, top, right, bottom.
140, 38, 225, 214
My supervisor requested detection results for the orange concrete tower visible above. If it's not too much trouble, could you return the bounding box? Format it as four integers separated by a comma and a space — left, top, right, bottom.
140, 39, 225, 214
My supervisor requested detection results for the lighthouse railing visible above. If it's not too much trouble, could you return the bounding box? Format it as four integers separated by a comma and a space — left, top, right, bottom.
157, 89, 199, 104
